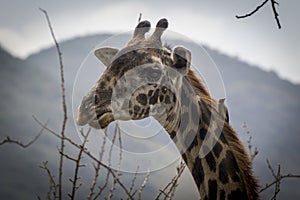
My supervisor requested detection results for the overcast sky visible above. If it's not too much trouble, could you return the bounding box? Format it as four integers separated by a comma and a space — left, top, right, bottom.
0, 0, 299, 83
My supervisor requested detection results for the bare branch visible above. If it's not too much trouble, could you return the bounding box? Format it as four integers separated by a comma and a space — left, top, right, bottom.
270, 0, 281, 29
68, 128, 91, 200
107, 123, 123, 199
92, 127, 116, 200
235, 0, 281, 29
164, 161, 185, 200
243, 122, 259, 161
128, 166, 140, 197
39, 8, 68, 200
259, 159, 300, 194
33, 117, 134, 199
59, 151, 78, 162
39, 161, 58, 200
271, 164, 281, 200
155, 161, 185, 200
0, 123, 46, 148
259, 173, 300, 193
266, 159, 277, 179
138, 170, 150, 200
236, 0, 269, 19
88, 131, 108, 200
93, 167, 110, 200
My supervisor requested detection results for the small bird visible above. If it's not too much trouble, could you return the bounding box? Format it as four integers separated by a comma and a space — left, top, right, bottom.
218, 98, 229, 123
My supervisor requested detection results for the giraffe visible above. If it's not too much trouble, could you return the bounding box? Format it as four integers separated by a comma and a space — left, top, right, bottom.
77, 18, 259, 199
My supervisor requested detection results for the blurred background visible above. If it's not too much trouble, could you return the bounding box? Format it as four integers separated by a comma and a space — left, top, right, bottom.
0, 0, 299, 199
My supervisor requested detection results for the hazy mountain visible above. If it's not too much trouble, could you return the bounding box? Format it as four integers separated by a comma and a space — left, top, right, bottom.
0, 47, 62, 199
1, 33, 300, 199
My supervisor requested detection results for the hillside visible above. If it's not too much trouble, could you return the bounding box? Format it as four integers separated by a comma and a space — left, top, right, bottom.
0, 47, 62, 199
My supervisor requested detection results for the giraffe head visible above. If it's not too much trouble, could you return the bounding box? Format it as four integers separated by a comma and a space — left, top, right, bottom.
76, 19, 260, 199
77, 18, 195, 131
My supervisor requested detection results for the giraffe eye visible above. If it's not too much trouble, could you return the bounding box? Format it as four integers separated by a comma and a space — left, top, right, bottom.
149, 68, 161, 81
141, 68, 161, 82
152, 71, 160, 78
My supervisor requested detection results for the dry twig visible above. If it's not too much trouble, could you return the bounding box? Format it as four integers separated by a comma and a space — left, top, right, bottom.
68, 129, 91, 199
88, 131, 108, 200
33, 116, 134, 199
259, 159, 300, 197
138, 170, 150, 200
107, 123, 123, 200
128, 166, 140, 198
236, 0, 281, 29
243, 123, 259, 161
39, 8, 68, 200
0, 123, 46, 148
155, 161, 185, 200
39, 161, 58, 200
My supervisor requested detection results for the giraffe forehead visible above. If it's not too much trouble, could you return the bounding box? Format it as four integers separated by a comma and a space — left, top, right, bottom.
104, 48, 172, 83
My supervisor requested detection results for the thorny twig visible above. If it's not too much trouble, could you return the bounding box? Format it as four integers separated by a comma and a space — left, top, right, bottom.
39, 8, 68, 200
155, 161, 185, 200
33, 116, 134, 200
107, 123, 123, 200
243, 122, 259, 161
93, 126, 118, 200
39, 161, 58, 200
236, 0, 281, 29
128, 166, 140, 198
243, 123, 300, 198
259, 159, 300, 197
138, 170, 150, 200
0, 122, 46, 148
88, 131, 108, 200
68, 129, 91, 200
165, 161, 185, 200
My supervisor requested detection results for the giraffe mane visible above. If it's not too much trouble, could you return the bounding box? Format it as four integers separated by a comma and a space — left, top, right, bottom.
186, 69, 259, 199
187, 69, 210, 97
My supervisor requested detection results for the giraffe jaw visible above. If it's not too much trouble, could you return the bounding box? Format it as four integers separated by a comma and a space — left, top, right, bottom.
96, 112, 114, 129
77, 108, 114, 129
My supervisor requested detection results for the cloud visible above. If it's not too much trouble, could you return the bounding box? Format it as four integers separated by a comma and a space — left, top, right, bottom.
0, 0, 299, 83
0, 28, 34, 58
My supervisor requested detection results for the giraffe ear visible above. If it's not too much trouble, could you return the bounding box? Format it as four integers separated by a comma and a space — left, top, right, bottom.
172, 46, 191, 75
94, 47, 119, 67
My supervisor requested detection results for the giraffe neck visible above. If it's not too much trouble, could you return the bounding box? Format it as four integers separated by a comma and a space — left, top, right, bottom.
164, 72, 258, 199
162, 89, 258, 199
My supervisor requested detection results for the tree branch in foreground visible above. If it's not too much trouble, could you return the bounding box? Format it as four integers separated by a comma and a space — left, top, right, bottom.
0, 122, 46, 148
243, 122, 259, 161
39, 8, 68, 200
259, 159, 300, 197
155, 161, 185, 200
33, 116, 135, 199
68, 129, 91, 200
236, 0, 281, 29
39, 161, 58, 200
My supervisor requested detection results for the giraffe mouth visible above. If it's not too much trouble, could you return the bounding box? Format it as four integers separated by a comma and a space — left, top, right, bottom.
94, 112, 114, 129
77, 106, 114, 129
